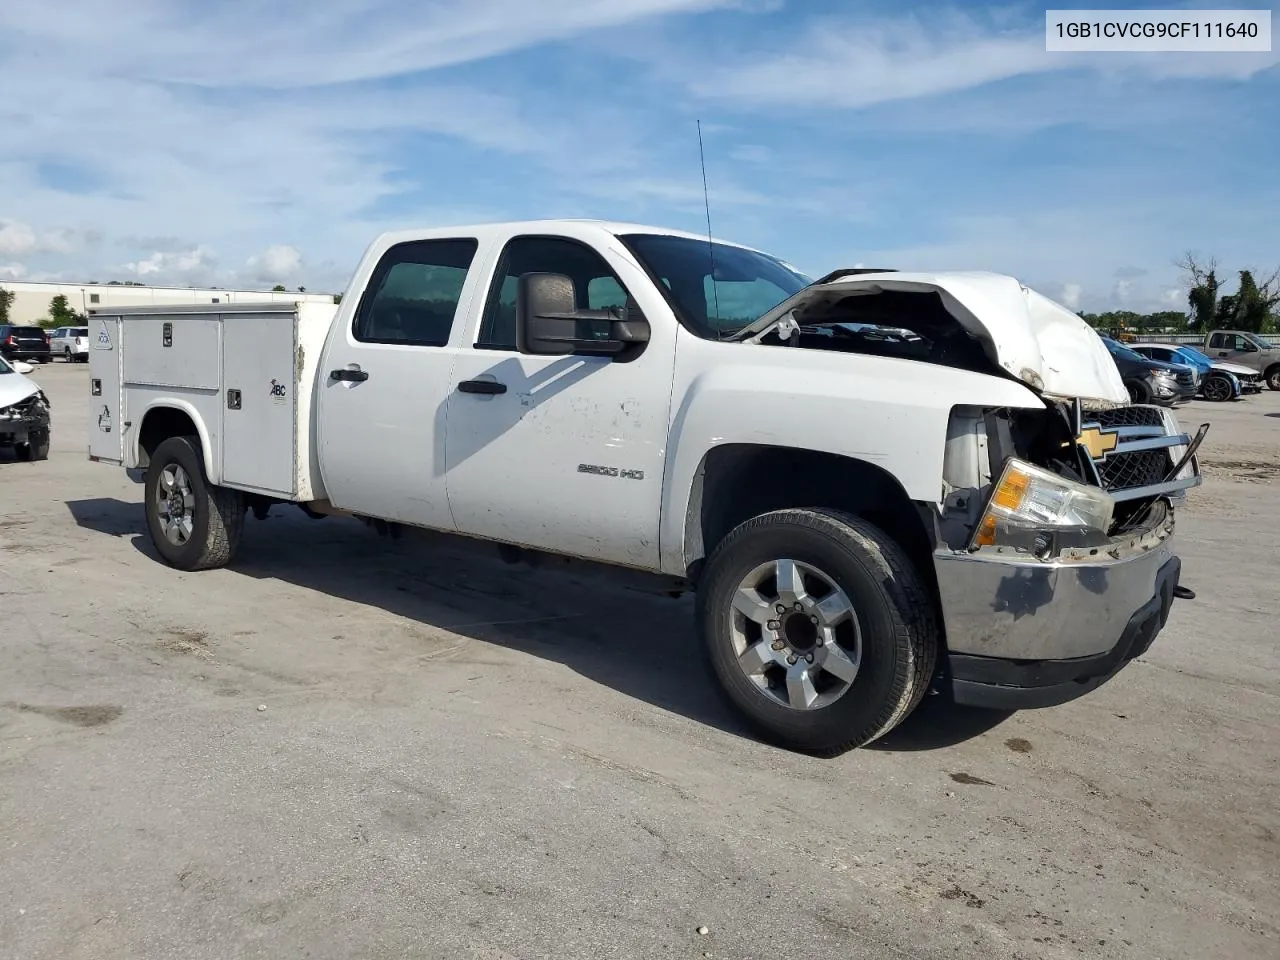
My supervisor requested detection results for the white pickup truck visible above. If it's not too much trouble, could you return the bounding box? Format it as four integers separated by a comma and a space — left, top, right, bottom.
87, 219, 1204, 752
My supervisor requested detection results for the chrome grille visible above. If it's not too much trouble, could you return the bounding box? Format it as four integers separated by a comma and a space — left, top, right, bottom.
1093, 406, 1164, 428
1098, 450, 1170, 491
1078, 404, 1200, 502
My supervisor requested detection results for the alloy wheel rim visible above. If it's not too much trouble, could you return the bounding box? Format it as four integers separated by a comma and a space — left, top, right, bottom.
728, 558, 862, 711
1205, 377, 1231, 402
155, 463, 196, 546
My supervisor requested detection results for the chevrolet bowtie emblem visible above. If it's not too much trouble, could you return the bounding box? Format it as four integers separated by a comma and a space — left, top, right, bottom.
1077, 425, 1119, 459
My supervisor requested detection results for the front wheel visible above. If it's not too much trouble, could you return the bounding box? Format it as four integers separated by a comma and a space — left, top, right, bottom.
696, 508, 938, 754
15, 431, 50, 462
144, 435, 244, 571
1266, 365, 1280, 392
1201, 373, 1234, 402
1126, 379, 1152, 404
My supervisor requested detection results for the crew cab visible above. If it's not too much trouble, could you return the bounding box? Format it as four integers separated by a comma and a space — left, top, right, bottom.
86, 220, 1205, 752
1203, 329, 1280, 391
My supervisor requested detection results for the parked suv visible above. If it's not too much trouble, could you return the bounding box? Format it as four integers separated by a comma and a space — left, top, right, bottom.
0, 325, 52, 364
1101, 336, 1197, 404
50, 326, 90, 362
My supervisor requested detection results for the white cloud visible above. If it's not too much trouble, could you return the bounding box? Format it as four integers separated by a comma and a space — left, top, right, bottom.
1060, 283, 1082, 311
684, 10, 1277, 110
0, 262, 27, 280
246, 245, 304, 285
122, 246, 219, 283
0, 0, 735, 89
0, 220, 37, 257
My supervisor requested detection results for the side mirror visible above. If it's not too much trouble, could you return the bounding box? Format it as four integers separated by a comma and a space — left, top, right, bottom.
13, 360, 34, 374
515, 272, 649, 357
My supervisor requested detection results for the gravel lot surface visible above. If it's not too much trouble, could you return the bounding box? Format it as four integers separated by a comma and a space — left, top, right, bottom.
2, 361, 1277, 960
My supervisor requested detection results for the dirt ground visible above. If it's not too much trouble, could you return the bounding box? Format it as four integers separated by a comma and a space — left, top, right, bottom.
2, 360, 1277, 960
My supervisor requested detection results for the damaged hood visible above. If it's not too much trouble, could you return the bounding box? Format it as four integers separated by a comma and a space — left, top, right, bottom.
739, 271, 1129, 405
0, 362, 41, 408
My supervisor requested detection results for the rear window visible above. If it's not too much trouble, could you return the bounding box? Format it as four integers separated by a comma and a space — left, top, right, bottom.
73, 328, 89, 336
12, 327, 46, 336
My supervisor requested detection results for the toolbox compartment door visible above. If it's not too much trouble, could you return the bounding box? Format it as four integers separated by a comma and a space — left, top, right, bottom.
87, 316, 124, 464
121, 315, 222, 390
220, 313, 298, 497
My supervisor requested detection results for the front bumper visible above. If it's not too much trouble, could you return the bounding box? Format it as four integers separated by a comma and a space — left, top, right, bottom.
0, 396, 51, 447
933, 505, 1181, 709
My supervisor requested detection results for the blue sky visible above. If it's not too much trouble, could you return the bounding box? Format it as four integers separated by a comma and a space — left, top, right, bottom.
0, 0, 1276, 313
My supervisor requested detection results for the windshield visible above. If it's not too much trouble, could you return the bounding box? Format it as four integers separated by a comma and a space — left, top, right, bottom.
0, 357, 11, 374
1254, 336, 1275, 349
1103, 337, 1148, 363
620, 233, 812, 337
1179, 346, 1211, 362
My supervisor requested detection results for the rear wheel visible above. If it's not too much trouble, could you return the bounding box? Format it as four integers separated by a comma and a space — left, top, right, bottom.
696, 508, 938, 754
144, 435, 244, 571
1201, 373, 1234, 402
63, 348, 72, 362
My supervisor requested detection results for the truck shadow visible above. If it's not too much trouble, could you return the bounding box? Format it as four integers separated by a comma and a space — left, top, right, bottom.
67, 497, 1009, 754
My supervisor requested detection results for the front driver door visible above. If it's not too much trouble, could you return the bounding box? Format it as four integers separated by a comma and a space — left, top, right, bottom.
316, 235, 485, 530
443, 234, 675, 569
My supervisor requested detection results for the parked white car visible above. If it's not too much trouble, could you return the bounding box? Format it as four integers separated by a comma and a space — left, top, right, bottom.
50, 326, 90, 362
0, 354, 51, 460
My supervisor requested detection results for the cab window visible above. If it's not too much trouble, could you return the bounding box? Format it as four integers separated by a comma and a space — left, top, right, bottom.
476, 236, 631, 350
353, 238, 479, 346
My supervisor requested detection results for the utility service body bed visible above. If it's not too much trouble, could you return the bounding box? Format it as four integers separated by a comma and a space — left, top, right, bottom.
87, 301, 337, 501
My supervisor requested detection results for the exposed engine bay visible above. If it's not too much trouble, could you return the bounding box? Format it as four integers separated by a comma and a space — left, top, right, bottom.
752, 288, 1002, 379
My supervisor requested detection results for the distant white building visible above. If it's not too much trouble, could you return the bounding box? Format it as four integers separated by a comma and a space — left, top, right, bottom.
0, 279, 337, 325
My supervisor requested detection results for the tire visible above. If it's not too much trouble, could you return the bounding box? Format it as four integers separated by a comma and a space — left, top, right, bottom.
696, 508, 938, 754
63, 348, 72, 362
1201, 373, 1234, 403
15, 432, 50, 462
1126, 378, 1152, 404
1266, 365, 1280, 392
144, 435, 244, 571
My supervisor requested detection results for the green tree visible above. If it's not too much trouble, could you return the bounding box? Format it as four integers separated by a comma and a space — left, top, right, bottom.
1214, 269, 1280, 333
48, 294, 82, 326
333, 292, 343, 305
272, 284, 286, 292
0, 286, 14, 325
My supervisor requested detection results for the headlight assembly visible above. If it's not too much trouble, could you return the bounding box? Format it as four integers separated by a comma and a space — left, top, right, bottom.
970, 458, 1115, 550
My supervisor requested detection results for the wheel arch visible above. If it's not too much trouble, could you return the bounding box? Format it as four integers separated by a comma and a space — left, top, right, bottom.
681, 443, 940, 599
133, 401, 216, 479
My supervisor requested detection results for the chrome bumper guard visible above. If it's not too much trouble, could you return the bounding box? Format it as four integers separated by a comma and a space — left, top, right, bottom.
933, 404, 1203, 665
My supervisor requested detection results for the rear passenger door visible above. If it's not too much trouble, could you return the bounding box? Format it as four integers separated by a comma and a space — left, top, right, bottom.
316, 236, 485, 531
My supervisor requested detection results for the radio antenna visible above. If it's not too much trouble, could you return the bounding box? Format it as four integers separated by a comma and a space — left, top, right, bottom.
697, 119, 722, 330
